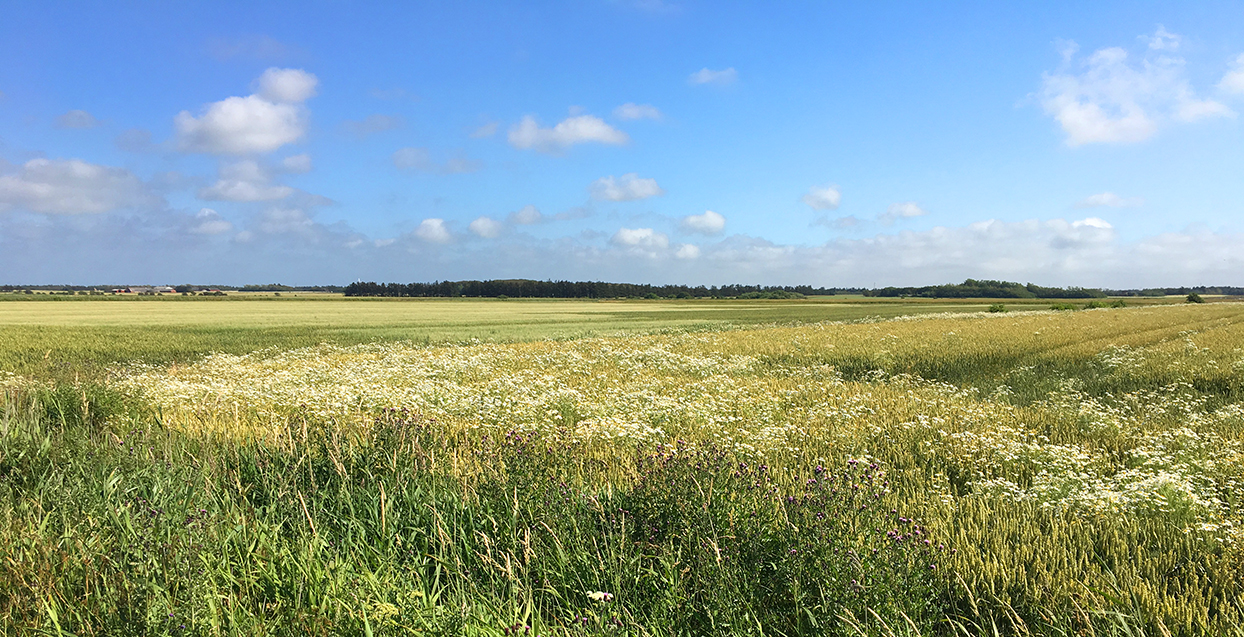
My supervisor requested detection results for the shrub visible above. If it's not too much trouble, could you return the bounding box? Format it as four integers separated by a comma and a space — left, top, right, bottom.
1186, 293, 1205, 303
988, 304, 1006, 313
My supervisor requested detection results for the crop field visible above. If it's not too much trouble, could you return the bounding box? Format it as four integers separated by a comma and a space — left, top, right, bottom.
1, 298, 1241, 635
0, 295, 1095, 381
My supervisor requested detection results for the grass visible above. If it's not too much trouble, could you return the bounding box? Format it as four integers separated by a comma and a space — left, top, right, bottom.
1, 299, 1241, 635
0, 295, 1138, 381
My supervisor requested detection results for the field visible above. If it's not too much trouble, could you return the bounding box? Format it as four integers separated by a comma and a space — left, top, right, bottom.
0, 295, 1108, 380
1, 296, 1241, 636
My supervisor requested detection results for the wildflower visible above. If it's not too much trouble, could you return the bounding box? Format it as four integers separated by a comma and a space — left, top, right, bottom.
587, 591, 614, 602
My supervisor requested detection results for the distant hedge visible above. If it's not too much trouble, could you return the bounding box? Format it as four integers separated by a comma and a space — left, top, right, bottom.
343, 280, 849, 299
864, 279, 1107, 299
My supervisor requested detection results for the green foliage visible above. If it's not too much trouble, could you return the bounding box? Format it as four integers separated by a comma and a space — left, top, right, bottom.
0, 399, 949, 635
737, 290, 806, 299
987, 303, 1006, 313
1187, 293, 1205, 303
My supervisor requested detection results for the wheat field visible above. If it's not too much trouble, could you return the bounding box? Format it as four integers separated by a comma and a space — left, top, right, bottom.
2, 300, 1241, 635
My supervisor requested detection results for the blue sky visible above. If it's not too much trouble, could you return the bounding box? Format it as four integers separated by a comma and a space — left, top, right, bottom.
2, 1, 1243, 287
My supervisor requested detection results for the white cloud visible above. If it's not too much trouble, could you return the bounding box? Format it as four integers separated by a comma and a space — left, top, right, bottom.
175, 68, 317, 155
507, 114, 628, 152
611, 227, 669, 249
1219, 54, 1244, 94
280, 154, 312, 174
688, 67, 738, 86
55, 109, 100, 129
1040, 31, 1232, 146
392, 147, 481, 174
1076, 192, 1143, 208
342, 114, 403, 138
415, 218, 451, 243
1073, 217, 1112, 229
189, 208, 233, 235
590, 173, 665, 201
469, 216, 503, 238
801, 184, 841, 210
880, 202, 927, 224
1145, 25, 1181, 51
198, 160, 293, 202
680, 210, 725, 235
254, 68, 318, 103
613, 103, 662, 120
256, 207, 316, 236
176, 95, 307, 155
508, 205, 543, 225
0, 158, 155, 214
470, 122, 499, 138
675, 243, 701, 259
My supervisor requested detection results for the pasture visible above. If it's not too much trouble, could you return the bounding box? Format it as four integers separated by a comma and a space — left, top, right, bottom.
1, 297, 1240, 636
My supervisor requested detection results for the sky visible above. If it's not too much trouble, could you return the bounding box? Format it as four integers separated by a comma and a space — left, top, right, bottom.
1, 1, 1243, 287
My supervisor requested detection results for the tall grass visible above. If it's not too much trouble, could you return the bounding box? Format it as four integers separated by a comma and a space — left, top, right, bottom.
2, 303, 1243, 634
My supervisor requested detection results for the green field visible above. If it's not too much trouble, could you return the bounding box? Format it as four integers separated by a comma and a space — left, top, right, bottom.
0, 295, 1131, 380
2, 297, 1240, 636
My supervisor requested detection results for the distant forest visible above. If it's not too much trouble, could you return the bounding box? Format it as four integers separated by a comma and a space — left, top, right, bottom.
865, 280, 1244, 299
342, 279, 1244, 299
342, 280, 854, 299
2, 280, 1242, 299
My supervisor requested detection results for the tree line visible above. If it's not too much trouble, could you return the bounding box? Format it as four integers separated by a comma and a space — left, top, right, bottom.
342, 280, 857, 299
864, 279, 1108, 299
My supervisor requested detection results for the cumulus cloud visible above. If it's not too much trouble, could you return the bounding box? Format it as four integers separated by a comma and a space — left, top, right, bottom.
880, 202, 927, 224
1076, 192, 1143, 208
1040, 30, 1232, 146
1219, 54, 1244, 94
611, 227, 669, 249
176, 95, 307, 155
198, 160, 293, 202
175, 68, 316, 155
280, 154, 312, 174
469, 216, 503, 238
589, 173, 664, 201
675, 243, 701, 259
254, 68, 318, 103
189, 208, 233, 235
55, 109, 100, 129
508, 114, 628, 152
508, 205, 543, 225
392, 147, 481, 174
801, 184, 841, 210
342, 114, 403, 138
689, 67, 738, 86
415, 218, 451, 243
613, 103, 662, 120
680, 210, 725, 235
0, 158, 156, 214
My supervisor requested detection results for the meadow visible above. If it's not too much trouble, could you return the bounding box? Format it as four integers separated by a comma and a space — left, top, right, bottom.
1, 296, 1240, 636
0, 295, 1085, 381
